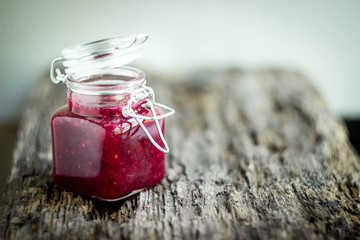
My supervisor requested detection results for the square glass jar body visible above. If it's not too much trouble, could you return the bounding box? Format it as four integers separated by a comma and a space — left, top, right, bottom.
50, 67, 166, 200
51, 104, 165, 200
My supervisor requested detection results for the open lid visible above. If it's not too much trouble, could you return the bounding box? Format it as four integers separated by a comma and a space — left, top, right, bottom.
50, 34, 148, 83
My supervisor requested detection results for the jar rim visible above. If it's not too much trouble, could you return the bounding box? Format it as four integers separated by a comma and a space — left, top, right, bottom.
66, 67, 145, 95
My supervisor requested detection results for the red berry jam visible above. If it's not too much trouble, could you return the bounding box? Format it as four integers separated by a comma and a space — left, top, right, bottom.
51, 90, 165, 200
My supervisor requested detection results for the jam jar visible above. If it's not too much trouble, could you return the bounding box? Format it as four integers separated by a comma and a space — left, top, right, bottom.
50, 34, 175, 201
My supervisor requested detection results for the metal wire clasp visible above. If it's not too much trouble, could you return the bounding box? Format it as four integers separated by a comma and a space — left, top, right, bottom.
122, 85, 175, 153
50, 57, 67, 84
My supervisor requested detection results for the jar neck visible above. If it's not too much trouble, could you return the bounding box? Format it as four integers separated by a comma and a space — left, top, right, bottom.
68, 90, 128, 117
66, 67, 147, 118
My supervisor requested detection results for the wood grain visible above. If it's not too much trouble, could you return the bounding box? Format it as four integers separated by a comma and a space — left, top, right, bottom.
1, 69, 359, 239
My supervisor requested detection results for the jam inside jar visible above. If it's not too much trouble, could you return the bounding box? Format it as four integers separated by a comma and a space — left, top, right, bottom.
50, 35, 174, 200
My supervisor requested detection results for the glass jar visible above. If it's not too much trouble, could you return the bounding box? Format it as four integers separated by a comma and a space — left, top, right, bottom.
50, 34, 174, 201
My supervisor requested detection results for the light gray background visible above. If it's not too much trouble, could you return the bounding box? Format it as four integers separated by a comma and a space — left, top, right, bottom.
1, 0, 360, 123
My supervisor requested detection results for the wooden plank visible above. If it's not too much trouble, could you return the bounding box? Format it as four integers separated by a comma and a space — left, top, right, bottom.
1, 69, 359, 239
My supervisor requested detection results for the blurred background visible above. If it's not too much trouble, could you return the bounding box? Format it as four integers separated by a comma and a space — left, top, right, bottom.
1, 0, 360, 197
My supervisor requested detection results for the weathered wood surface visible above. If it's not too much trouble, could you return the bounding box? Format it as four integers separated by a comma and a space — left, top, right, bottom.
1, 69, 360, 239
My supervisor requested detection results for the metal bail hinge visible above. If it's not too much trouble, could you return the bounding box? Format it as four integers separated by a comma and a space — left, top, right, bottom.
50, 57, 67, 84
122, 85, 175, 153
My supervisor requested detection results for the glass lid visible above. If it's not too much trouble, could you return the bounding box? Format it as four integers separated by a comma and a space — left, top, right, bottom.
50, 34, 148, 83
